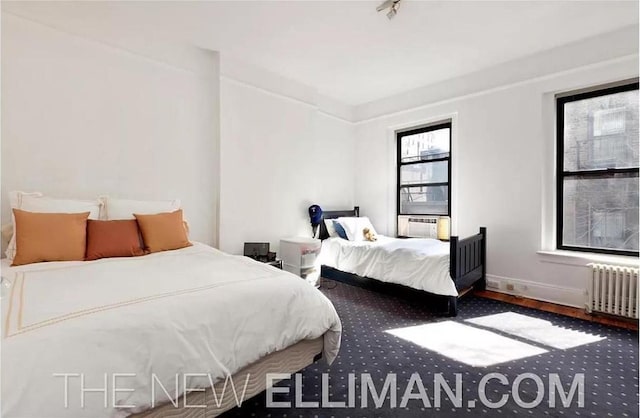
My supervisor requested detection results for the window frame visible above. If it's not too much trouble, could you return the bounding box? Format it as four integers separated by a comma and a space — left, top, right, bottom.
556, 82, 639, 257
396, 121, 452, 217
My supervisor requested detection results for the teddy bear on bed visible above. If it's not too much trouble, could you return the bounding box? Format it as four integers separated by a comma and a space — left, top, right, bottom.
362, 227, 377, 242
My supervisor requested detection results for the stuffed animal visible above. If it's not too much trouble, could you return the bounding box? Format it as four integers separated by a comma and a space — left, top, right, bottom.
363, 227, 377, 242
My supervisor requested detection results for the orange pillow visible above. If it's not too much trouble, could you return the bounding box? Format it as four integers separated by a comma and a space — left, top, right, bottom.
134, 209, 191, 253
12, 209, 90, 266
85, 219, 145, 261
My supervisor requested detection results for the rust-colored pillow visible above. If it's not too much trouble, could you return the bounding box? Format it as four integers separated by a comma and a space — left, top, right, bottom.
134, 209, 191, 253
11, 209, 90, 266
85, 219, 145, 261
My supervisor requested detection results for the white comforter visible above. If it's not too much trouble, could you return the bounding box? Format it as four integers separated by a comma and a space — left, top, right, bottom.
319, 236, 457, 297
1, 243, 341, 417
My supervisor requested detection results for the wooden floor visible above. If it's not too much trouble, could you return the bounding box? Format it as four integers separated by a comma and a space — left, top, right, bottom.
475, 290, 639, 331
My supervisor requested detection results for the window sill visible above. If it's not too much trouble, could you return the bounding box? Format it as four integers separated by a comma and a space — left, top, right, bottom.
537, 250, 640, 267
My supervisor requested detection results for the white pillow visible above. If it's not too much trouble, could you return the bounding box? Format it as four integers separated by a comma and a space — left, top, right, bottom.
103, 197, 181, 220
324, 219, 338, 238
1, 223, 13, 256
5, 191, 103, 260
336, 216, 378, 242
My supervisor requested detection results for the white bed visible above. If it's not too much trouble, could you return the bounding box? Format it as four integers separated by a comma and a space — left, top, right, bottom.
1, 242, 341, 417
319, 235, 457, 297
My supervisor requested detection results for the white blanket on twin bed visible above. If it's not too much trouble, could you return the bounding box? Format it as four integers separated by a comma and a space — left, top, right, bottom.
319, 236, 457, 297
1, 243, 341, 418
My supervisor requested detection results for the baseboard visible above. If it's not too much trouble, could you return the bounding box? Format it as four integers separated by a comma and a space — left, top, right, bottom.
484, 274, 586, 309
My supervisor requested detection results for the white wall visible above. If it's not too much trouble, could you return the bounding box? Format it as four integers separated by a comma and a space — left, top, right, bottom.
354, 51, 639, 307
218, 71, 355, 255
4, 9, 636, 309
1, 13, 220, 245
1, 13, 355, 256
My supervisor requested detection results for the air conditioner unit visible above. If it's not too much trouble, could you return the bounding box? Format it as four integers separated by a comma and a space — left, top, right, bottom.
397, 215, 439, 238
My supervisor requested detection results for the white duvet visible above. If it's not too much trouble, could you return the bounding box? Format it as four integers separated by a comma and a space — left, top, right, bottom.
1, 243, 341, 417
319, 236, 457, 297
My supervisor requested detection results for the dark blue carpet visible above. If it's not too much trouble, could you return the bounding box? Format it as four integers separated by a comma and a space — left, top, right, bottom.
221, 279, 639, 417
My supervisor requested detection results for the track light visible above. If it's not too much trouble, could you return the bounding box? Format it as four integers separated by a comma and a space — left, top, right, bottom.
376, 0, 395, 12
377, 0, 402, 20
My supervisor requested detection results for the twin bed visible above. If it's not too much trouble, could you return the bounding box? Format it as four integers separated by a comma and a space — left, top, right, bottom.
318, 207, 486, 316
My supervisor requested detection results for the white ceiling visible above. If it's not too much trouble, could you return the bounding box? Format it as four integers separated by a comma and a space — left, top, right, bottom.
3, 1, 638, 105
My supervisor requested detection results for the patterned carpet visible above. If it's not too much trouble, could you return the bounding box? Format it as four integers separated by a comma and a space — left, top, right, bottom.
221, 279, 639, 417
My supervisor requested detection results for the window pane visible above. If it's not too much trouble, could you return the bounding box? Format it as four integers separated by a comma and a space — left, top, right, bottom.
399, 186, 448, 215
400, 161, 448, 185
400, 127, 450, 163
562, 174, 639, 252
563, 89, 639, 171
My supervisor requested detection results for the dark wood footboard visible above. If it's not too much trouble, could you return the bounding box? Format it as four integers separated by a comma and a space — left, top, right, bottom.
450, 227, 487, 292
440, 227, 487, 316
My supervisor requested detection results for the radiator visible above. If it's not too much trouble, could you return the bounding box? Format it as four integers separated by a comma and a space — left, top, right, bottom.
587, 263, 639, 319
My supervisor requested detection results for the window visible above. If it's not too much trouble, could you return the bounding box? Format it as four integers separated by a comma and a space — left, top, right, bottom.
557, 82, 639, 256
397, 122, 451, 216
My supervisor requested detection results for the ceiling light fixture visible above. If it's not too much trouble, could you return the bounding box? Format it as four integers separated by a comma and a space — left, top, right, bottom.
376, 0, 402, 20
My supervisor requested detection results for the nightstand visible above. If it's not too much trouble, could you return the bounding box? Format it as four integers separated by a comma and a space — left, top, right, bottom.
280, 237, 321, 285
245, 256, 283, 269
264, 259, 283, 269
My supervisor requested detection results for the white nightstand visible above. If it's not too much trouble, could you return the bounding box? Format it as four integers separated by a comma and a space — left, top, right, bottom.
279, 237, 321, 285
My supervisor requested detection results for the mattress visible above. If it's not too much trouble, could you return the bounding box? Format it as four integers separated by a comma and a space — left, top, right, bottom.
133, 337, 323, 417
1, 243, 341, 417
319, 236, 457, 296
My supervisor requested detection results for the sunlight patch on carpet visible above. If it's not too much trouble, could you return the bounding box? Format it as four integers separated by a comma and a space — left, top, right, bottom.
465, 311, 606, 349
385, 321, 547, 367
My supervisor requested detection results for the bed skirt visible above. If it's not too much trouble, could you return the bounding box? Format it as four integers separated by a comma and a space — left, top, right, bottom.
131, 337, 324, 418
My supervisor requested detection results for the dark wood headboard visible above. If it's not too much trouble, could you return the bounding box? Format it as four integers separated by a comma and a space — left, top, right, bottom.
318, 206, 360, 240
